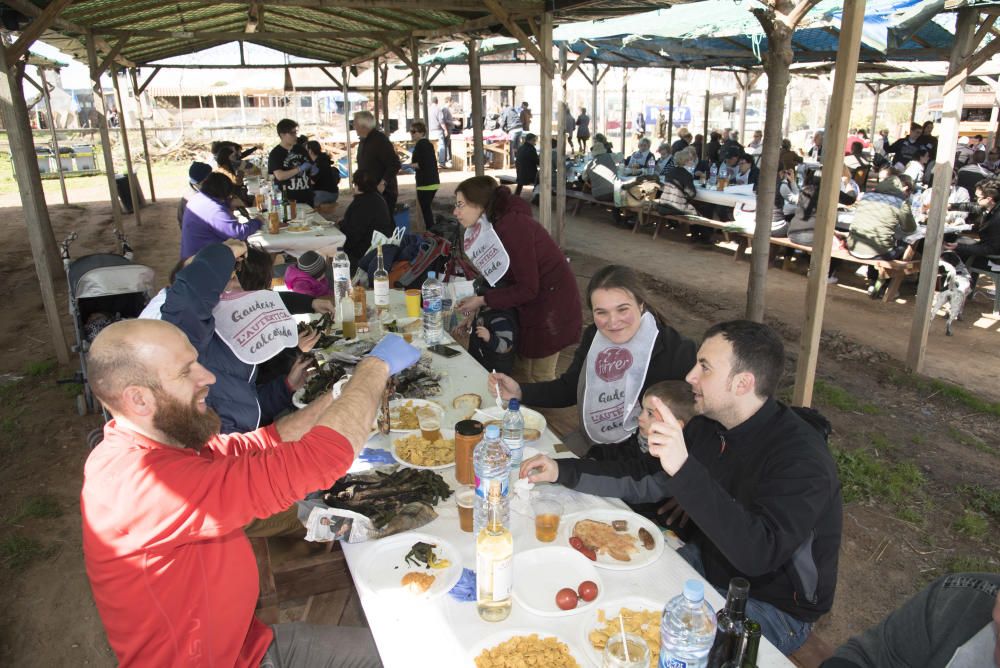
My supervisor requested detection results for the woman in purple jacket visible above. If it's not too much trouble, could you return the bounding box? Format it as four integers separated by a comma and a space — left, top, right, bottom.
180, 172, 261, 259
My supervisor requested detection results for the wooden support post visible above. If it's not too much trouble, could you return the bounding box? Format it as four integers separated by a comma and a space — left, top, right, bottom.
793, 0, 866, 406
702, 68, 711, 160
468, 39, 485, 177
869, 84, 881, 139
538, 11, 554, 237
907, 7, 978, 372
667, 67, 676, 142
410, 36, 420, 124
591, 61, 599, 141
909, 85, 919, 124
38, 67, 68, 205
420, 64, 430, 126
379, 62, 389, 126
112, 68, 141, 225
784, 85, 792, 137
0, 45, 69, 364
620, 70, 628, 155
738, 69, 750, 142
129, 69, 156, 202
85, 30, 123, 230
342, 66, 353, 183
556, 43, 568, 248
372, 57, 380, 125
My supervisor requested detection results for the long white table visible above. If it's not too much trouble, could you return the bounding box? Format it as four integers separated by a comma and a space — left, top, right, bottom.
332, 292, 793, 667
248, 205, 346, 258
693, 184, 757, 208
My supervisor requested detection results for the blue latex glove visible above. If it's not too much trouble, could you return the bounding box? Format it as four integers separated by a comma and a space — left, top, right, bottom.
358, 448, 396, 465
367, 334, 421, 376
298, 161, 314, 174
308, 164, 320, 177
448, 568, 476, 602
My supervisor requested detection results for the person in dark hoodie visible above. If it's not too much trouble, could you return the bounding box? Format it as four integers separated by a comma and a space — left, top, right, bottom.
305, 140, 340, 211
519, 320, 842, 657
514, 133, 539, 196
338, 169, 395, 274
408, 120, 440, 229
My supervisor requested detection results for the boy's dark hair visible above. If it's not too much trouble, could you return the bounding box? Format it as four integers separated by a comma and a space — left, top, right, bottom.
703, 320, 785, 399
352, 169, 380, 194
235, 244, 274, 291
305, 140, 323, 156
276, 118, 298, 136
643, 380, 695, 423
200, 172, 234, 201
977, 176, 1000, 202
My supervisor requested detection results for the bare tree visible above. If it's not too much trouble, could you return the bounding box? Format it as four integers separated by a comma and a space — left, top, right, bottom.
745, 0, 821, 322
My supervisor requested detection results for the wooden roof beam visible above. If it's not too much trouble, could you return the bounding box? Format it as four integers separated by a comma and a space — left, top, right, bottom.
6, 0, 75, 64
94, 37, 128, 78
482, 0, 551, 76
972, 14, 997, 50
562, 45, 592, 81
1, 0, 134, 67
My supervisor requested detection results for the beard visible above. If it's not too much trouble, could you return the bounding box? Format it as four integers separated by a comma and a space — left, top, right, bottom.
152, 387, 221, 451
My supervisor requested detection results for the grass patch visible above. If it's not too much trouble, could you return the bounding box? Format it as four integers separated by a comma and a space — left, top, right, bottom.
888, 370, 1000, 418
944, 554, 998, 573
60, 382, 83, 397
946, 426, 997, 456
0, 416, 20, 442
0, 535, 53, 571
953, 511, 990, 539
833, 446, 925, 506
813, 380, 880, 415
7, 494, 62, 524
24, 360, 55, 377
960, 484, 1000, 520
869, 432, 896, 453
910, 434, 925, 446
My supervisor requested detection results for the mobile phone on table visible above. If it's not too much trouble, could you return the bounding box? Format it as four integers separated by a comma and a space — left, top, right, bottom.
428, 344, 461, 358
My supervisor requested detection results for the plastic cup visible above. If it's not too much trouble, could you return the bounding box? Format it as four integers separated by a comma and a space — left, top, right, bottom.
532, 496, 563, 542
456, 486, 475, 532
416, 406, 442, 442
602, 632, 650, 668
405, 290, 421, 318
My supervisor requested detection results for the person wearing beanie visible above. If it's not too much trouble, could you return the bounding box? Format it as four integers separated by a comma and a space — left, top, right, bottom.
283, 251, 330, 298
178, 162, 214, 228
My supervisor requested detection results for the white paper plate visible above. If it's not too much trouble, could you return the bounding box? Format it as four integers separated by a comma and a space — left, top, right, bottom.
474, 405, 547, 437
511, 547, 603, 617
390, 428, 456, 470
388, 399, 444, 433
357, 533, 462, 601
292, 387, 309, 409
580, 596, 663, 668
468, 628, 585, 666
557, 509, 665, 571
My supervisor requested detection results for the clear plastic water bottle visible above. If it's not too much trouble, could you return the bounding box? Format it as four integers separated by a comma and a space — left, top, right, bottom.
332, 247, 351, 311
502, 398, 524, 487
473, 425, 510, 536
659, 580, 718, 668
709, 163, 718, 187
718, 162, 729, 182
421, 271, 444, 345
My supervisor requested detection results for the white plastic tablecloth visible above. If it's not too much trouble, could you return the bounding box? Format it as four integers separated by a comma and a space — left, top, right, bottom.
693, 185, 758, 208
248, 206, 346, 258
335, 294, 793, 667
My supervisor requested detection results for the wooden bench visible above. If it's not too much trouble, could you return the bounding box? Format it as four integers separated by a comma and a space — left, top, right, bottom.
968, 253, 1000, 315
565, 189, 612, 216
629, 204, 738, 243
253, 536, 353, 624
498, 175, 517, 186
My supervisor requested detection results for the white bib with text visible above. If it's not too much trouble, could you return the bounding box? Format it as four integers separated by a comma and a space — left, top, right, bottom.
463, 215, 511, 287
581, 311, 658, 444
212, 290, 298, 365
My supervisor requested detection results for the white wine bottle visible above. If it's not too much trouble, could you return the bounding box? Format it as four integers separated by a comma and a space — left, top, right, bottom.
476, 481, 513, 622
373, 244, 390, 315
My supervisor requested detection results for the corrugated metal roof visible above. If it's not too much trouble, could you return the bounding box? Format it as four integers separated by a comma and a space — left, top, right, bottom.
20, 0, 679, 68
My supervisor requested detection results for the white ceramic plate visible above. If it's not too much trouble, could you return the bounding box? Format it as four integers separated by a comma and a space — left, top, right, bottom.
390, 428, 456, 470
357, 533, 462, 601
388, 399, 444, 433
511, 547, 603, 617
580, 596, 663, 668
557, 509, 665, 571
282, 224, 316, 233
474, 406, 547, 438
468, 628, 585, 666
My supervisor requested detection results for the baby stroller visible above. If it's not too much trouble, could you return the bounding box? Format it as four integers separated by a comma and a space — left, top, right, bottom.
62, 230, 155, 416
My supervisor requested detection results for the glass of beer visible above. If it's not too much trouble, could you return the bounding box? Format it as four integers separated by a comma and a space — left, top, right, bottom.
716, 176, 729, 191
456, 486, 475, 532
416, 406, 442, 442
532, 495, 563, 542
267, 211, 280, 234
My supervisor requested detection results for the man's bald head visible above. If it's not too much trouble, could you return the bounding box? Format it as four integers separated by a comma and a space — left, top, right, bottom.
88, 320, 189, 412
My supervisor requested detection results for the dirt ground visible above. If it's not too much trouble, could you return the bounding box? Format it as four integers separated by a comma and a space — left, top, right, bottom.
0, 166, 997, 665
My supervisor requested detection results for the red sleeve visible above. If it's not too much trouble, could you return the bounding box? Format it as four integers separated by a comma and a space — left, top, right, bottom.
124, 426, 354, 550
484, 215, 541, 310
205, 424, 284, 456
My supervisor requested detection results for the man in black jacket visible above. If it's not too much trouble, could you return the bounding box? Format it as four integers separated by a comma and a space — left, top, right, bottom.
353, 110, 401, 215
521, 320, 842, 656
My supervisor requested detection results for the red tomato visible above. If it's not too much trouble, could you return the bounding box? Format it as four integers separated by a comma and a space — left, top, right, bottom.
555, 587, 578, 610
578, 580, 598, 602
